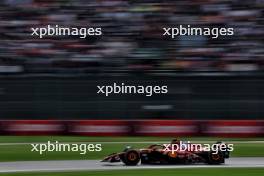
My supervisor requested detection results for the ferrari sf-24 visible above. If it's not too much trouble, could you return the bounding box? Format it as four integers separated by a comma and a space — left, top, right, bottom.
101, 140, 230, 166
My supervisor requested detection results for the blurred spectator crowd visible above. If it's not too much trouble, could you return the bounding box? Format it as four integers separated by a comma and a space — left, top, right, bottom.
0, 0, 263, 74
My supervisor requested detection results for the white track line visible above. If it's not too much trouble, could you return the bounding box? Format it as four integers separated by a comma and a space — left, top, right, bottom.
0, 157, 263, 173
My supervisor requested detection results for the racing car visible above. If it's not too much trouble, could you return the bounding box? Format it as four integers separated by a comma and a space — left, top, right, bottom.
101, 139, 230, 166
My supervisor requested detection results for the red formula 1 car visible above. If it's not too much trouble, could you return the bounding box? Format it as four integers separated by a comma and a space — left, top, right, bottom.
101, 140, 230, 166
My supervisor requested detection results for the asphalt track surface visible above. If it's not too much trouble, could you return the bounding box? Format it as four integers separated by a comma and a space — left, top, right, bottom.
0, 157, 263, 173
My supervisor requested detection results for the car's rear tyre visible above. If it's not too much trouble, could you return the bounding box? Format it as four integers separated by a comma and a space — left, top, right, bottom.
208, 151, 224, 164
122, 150, 140, 166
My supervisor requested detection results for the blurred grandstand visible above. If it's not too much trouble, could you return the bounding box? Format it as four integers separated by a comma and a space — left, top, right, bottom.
0, 0, 264, 120
0, 0, 263, 74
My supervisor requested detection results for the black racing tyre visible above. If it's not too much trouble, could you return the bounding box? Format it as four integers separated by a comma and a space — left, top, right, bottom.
208, 151, 224, 164
122, 150, 140, 166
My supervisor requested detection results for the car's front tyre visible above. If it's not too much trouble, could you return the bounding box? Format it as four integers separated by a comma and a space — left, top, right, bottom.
207, 151, 224, 164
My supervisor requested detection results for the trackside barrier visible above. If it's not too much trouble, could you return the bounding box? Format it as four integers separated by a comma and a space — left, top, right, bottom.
202, 120, 264, 137
67, 120, 131, 136
0, 120, 263, 137
0, 120, 64, 135
133, 120, 200, 136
